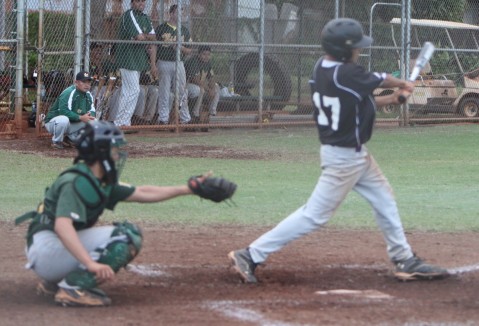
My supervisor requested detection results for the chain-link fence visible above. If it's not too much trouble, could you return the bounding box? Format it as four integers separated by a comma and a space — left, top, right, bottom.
2, 0, 479, 138
0, 0, 19, 137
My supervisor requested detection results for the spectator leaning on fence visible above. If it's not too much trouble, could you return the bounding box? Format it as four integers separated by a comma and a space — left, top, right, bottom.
114, 0, 158, 127
43, 71, 96, 149
185, 45, 220, 123
155, 4, 192, 125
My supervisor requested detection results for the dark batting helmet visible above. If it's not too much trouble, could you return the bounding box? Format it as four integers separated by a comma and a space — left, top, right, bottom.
320, 18, 373, 62
74, 121, 127, 184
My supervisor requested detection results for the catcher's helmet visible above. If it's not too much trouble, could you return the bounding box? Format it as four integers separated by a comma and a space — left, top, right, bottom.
75, 121, 127, 184
320, 18, 373, 62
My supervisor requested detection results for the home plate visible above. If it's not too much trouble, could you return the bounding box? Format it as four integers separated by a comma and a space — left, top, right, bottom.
315, 289, 394, 299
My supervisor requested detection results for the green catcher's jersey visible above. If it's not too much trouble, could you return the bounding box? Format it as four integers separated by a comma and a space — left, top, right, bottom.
20, 163, 135, 247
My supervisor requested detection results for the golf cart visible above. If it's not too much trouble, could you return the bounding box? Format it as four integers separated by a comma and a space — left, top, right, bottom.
374, 18, 479, 117
453, 68, 479, 117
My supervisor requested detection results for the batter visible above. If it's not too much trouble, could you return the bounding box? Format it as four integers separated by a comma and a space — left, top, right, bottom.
228, 18, 449, 283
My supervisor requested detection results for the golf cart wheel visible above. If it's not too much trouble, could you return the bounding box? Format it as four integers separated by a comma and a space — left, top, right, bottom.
381, 104, 399, 114
458, 97, 479, 117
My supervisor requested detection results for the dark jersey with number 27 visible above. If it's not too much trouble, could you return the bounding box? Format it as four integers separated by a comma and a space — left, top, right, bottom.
310, 58, 387, 150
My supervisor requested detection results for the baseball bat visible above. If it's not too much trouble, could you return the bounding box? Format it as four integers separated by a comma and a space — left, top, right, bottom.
398, 42, 435, 103
94, 76, 106, 108
97, 75, 116, 120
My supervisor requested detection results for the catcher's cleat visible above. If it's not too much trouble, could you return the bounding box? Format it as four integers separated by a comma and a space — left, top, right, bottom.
36, 281, 59, 297
394, 255, 449, 281
54, 287, 111, 307
228, 248, 258, 284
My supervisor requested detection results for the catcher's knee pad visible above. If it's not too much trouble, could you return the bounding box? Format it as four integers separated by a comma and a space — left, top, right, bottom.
111, 221, 143, 256
63, 240, 130, 289
98, 221, 143, 271
64, 222, 143, 290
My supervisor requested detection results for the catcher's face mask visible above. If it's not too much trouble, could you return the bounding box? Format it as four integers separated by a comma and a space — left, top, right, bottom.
107, 141, 127, 183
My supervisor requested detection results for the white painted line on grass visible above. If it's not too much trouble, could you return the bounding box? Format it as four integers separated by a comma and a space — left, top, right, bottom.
448, 263, 479, 275
126, 263, 226, 277
404, 322, 477, 326
205, 300, 309, 326
325, 263, 389, 270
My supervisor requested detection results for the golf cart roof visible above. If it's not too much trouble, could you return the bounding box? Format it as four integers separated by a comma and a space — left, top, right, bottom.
390, 18, 479, 30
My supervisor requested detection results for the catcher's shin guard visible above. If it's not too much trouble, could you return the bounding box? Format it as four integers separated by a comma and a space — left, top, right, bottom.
64, 222, 143, 289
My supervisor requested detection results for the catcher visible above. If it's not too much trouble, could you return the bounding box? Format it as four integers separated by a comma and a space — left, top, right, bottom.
15, 120, 236, 307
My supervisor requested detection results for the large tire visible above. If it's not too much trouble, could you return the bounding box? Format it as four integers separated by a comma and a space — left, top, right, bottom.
233, 53, 292, 110
375, 89, 399, 114
380, 104, 400, 114
458, 97, 479, 117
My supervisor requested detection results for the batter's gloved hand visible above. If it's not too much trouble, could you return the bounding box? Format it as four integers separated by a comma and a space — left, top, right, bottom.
188, 175, 237, 203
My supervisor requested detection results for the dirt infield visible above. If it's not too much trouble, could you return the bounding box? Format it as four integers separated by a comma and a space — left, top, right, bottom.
0, 134, 267, 160
2, 222, 479, 325
2, 133, 479, 325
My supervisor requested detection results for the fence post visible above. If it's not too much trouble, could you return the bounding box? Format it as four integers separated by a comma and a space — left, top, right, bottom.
74, 0, 84, 76
35, 0, 45, 137
14, 0, 25, 137
84, 0, 91, 71
402, 0, 412, 127
258, 0, 265, 127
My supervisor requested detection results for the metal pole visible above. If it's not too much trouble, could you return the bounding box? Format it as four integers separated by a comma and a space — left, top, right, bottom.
24, 0, 28, 75
0, 0, 4, 70
35, 0, 44, 136
173, 1, 182, 129
159, 0, 165, 24
74, 0, 84, 75
405, 0, 411, 80
403, 0, 411, 126
14, 0, 24, 137
84, 0, 91, 71
258, 0, 264, 125
296, 2, 302, 106
335, 0, 339, 18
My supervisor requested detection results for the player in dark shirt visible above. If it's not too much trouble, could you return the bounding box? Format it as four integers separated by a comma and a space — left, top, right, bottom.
228, 18, 449, 284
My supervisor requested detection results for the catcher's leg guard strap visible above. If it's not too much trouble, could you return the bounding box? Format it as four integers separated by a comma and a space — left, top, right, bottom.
64, 222, 143, 289
111, 221, 143, 255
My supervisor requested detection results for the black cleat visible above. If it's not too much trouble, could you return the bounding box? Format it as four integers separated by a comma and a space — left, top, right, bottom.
228, 248, 258, 284
394, 255, 449, 281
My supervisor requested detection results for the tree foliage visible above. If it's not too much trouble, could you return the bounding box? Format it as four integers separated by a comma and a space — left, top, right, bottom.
413, 0, 466, 21
267, 0, 467, 22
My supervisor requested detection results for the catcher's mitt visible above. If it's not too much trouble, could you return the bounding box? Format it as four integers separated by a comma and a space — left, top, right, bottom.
188, 176, 237, 203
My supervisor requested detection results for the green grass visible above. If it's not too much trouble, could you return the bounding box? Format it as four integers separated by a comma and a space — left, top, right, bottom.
2, 124, 479, 232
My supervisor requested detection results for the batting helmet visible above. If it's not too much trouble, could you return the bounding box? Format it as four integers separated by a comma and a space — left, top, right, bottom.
320, 18, 373, 62
75, 120, 127, 184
